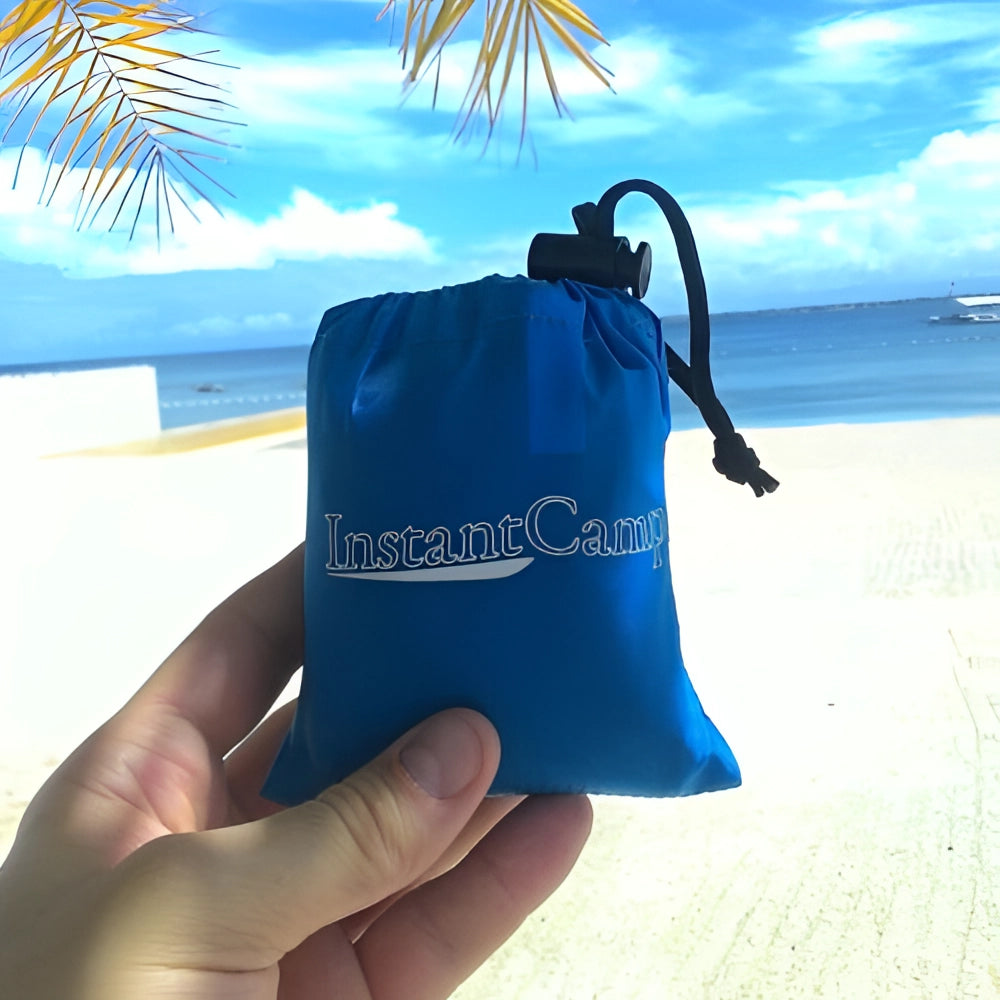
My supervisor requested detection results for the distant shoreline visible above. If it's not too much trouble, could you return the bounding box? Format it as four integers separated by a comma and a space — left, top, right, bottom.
661, 293, 965, 323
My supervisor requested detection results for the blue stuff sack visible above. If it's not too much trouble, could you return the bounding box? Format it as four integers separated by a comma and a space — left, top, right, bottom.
263, 180, 778, 805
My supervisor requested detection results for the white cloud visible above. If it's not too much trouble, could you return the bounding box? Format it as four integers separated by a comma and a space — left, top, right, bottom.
609, 124, 1000, 311
973, 86, 1000, 122
791, 4, 1000, 83
452, 31, 759, 135
228, 44, 414, 166
814, 15, 914, 51
526, 33, 760, 145
125, 188, 434, 274
166, 312, 296, 340
704, 127, 1000, 288
212, 28, 753, 165
0, 147, 434, 276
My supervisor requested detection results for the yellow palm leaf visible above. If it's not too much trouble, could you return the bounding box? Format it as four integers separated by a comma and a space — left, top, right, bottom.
0, 0, 237, 238
380, 0, 611, 140
2, 1, 610, 241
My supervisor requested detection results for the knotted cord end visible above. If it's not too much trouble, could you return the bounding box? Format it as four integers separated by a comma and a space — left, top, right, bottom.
712, 433, 780, 498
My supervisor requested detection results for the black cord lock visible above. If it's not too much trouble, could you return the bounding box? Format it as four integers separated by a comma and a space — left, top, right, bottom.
528, 233, 651, 298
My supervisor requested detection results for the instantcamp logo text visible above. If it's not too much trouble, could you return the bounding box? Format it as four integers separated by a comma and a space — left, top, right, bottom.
324, 495, 667, 582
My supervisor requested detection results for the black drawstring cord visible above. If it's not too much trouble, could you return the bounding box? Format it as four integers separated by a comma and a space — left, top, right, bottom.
593, 180, 779, 497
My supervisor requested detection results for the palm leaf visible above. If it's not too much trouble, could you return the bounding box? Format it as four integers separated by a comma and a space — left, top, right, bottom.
0, 0, 238, 239
1, 1, 609, 242
379, 0, 611, 142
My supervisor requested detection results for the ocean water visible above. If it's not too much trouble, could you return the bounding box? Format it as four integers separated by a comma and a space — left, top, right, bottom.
662, 295, 1000, 430
2, 296, 998, 432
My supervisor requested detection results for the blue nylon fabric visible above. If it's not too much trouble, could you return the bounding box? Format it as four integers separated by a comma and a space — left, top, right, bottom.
263, 274, 741, 804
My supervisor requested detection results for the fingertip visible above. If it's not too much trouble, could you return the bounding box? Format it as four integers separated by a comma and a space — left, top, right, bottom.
557, 792, 595, 836
456, 708, 502, 775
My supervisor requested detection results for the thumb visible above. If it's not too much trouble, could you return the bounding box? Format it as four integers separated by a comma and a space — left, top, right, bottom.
118, 709, 501, 965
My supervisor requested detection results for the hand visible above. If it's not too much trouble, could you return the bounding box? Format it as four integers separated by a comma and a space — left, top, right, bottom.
0, 546, 592, 999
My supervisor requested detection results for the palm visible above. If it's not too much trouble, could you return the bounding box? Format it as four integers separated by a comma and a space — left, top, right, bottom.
66, 705, 254, 868
54, 705, 335, 996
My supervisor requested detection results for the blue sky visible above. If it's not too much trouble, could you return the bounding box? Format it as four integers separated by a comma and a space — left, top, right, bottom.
2, 0, 1000, 363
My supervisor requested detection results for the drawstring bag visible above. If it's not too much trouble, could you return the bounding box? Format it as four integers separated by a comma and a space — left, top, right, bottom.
264, 179, 777, 805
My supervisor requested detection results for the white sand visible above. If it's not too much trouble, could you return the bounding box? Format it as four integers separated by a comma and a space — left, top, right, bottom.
3, 417, 999, 999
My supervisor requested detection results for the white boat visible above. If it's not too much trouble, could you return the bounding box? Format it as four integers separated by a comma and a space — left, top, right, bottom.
929, 294, 1000, 324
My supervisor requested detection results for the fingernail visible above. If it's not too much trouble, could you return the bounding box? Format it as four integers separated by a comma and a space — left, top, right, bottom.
399, 712, 484, 799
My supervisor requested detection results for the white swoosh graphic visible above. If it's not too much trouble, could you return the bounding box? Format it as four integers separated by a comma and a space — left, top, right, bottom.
327, 557, 534, 582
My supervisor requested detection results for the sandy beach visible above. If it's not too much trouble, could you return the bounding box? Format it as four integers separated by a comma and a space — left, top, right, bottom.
2, 415, 998, 998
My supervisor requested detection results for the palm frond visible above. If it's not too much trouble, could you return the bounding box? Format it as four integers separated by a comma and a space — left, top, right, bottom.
0, 0, 238, 239
378, 0, 612, 142
1, 1, 609, 243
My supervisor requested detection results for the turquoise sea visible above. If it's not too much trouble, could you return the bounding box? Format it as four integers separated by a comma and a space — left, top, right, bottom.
2, 295, 998, 432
